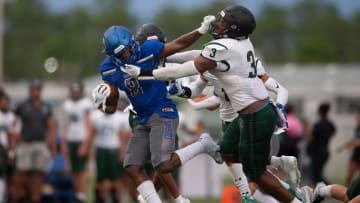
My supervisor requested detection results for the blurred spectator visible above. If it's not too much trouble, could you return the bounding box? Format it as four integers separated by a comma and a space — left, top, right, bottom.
307, 102, 336, 185
14, 79, 57, 203
79, 105, 131, 203
62, 80, 93, 203
42, 125, 75, 203
278, 104, 303, 158
337, 109, 360, 186
0, 89, 19, 203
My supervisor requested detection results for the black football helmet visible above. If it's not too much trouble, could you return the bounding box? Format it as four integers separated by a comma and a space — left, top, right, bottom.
135, 23, 167, 44
209, 5, 256, 39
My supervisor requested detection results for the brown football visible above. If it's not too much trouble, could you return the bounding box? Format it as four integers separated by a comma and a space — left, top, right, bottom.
98, 82, 119, 114
104, 82, 119, 106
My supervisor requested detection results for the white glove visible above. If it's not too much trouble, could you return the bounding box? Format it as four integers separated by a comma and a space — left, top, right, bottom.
197, 15, 216, 34
121, 64, 141, 78
92, 84, 111, 112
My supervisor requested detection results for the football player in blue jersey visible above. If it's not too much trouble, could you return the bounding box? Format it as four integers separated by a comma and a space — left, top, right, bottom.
134, 23, 187, 203
92, 16, 224, 203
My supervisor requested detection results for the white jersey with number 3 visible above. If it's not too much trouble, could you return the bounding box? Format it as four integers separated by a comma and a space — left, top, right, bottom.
201, 38, 268, 112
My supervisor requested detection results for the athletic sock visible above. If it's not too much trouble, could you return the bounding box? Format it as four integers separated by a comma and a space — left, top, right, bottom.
318, 185, 332, 197
228, 163, 251, 198
175, 140, 204, 164
137, 180, 162, 203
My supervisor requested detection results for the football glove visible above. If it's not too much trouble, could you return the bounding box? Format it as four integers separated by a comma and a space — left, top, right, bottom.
121, 64, 141, 78
92, 84, 111, 112
197, 15, 216, 34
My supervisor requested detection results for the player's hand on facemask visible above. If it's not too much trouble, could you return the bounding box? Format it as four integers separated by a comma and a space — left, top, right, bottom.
92, 84, 111, 111
197, 15, 216, 34
121, 64, 141, 78
167, 80, 185, 96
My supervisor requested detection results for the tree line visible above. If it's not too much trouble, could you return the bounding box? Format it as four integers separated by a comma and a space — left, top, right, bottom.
4, 0, 360, 81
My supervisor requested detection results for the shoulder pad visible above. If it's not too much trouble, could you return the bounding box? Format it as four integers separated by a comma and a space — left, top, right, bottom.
201, 41, 229, 61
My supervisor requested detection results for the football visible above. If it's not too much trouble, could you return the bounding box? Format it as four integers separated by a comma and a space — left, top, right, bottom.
99, 82, 119, 114
104, 82, 119, 106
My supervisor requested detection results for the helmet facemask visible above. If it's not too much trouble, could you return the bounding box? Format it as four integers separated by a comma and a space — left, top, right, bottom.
209, 12, 230, 39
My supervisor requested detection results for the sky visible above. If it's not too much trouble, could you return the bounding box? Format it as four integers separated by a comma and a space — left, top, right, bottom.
45, 0, 360, 21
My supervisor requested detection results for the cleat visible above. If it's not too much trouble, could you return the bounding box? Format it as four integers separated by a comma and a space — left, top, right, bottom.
242, 196, 258, 203
280, 155, 301, 189
297, 186, 314, 203
199, 133, 223, 164
312, 182, 326, 203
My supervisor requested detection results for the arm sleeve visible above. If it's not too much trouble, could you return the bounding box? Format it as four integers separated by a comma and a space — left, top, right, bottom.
152, 60, 200, 80
166, 50, 202, 63
187, 95, 221, 110
264, 77, 288, 106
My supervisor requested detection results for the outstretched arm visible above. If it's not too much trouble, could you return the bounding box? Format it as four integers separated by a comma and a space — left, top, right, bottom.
122, 55, 217, 80
166, 50, 202, 63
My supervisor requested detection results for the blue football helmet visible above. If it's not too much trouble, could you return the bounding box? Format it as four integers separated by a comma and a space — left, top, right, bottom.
103, 26, 139, 64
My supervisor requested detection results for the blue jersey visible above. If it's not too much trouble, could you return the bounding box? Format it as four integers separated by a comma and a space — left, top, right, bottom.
99, 40, 178, 124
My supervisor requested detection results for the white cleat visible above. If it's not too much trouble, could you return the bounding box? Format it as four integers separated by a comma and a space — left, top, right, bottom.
137, 194, 147, 203
280, 155, 301, 189
297, 186, 314, 203
313, 181, 326, 201
199, 133, 223, 164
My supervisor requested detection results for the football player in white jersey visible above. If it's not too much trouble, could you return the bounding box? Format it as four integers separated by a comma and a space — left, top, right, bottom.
0, 91, 18, 203
167, 60, 300, 200
121, 4, 306, 203
62, 80, 93, 203
79, 105, 132, 203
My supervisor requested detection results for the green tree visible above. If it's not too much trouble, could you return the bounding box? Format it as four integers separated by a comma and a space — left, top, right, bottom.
4, 0, 137, 81
152, 1, 231, 50
288, 0, 350, 62
5, 0, 50, 80
253, 4, 291, 62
